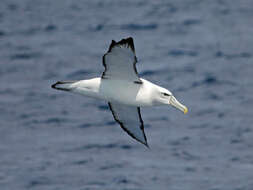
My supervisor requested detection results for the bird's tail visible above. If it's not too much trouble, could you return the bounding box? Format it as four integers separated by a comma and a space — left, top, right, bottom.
51, 81, 76, 91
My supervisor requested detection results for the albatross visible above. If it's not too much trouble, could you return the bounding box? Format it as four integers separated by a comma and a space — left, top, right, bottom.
52, 37, 188, 147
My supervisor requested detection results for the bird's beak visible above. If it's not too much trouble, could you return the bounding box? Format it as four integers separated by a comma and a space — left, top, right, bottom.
170, 96, 188, 114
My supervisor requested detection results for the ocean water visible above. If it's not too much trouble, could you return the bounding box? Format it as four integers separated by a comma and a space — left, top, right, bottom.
1, 0, 253, 189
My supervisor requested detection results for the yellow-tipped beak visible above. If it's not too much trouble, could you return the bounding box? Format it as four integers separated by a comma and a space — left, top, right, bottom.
184, 107, 188, 114
170, 96, 188, 114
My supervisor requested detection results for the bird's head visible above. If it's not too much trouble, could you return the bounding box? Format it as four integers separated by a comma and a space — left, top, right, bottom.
154, 87, 188, 114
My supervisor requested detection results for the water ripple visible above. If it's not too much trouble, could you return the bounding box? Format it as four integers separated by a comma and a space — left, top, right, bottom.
215, 51, 251, 59
183, 19, 201, 26
10, 52, 42, 60
121, 23, 158, 31
0, 30, 5, 37
27, 177, 50, 188
67, 143, 133, 152
44, 24, 57, 32
168, 49, 198, 57
72, 159, 90, 165
100, 163, 124, 170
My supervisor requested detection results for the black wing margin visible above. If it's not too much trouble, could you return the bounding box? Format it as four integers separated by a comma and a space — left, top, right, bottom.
102, 37, 141, 83
108, 102, 148, 147
107, 37, 135, 53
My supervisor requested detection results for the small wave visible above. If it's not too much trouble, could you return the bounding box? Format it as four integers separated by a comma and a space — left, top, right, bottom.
218, 112, 225, 118
44, 24, 57, 32
169, 136, 190, 146
106, 121, 116, 126
140, 69, 168, 77
90, 24, 104, 31
168, 49, 198, 57
230, 157, 240, 162
72, 159, 89, 165
230, 138, 243, 144
215, 51, 251, 59
173, 150, 200, 161
192, 76, 236, 88
121, 23, 158, 31
19, 113, 30, 119
98, 105, 108, 110
79, 143, 117, 150
204, 76, 217, 84
78, 123, 92, 128
100, 163, 124, 170
192, 76, 218, 87
27, 177, 50, 188
208, 93, 222, 101
10, 52, 41, 60
120, 144, 132, 149
0, 30, 5, 37
44, 117, 67, 124
70, 143, 133, 151
185, 167, 196, 172
8, 3, 18, 11
113, 176, 130, 184
183, 19, 201, 26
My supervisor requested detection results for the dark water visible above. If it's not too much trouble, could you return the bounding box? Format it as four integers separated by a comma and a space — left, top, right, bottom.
1, 0, 253, 189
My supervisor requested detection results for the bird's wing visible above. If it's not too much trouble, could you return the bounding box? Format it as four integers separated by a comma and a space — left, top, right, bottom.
102, 37, 142, 83
108, 102, 148, 147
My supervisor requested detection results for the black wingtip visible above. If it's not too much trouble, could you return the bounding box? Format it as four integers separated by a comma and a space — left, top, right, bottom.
108, 102, 149, 148
51, 81, 59, 89
108, 37, 135, 53
143, 141, 150, 149
51, 81, 75, 91
131, 136, 149, 148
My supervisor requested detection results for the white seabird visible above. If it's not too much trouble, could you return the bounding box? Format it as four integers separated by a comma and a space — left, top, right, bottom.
52, 37, 188, 147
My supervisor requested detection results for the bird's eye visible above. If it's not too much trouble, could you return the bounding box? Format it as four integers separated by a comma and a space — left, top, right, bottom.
162, 93, 170, 96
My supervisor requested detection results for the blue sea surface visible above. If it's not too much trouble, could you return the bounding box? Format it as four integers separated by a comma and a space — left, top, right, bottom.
1, 0, 253, 190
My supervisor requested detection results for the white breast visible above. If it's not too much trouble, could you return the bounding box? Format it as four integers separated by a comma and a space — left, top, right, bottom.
71, 78, 158, 107
99, 78, 156, 106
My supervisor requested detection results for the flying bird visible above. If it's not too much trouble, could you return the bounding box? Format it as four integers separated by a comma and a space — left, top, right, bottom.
52, 37, 188, 147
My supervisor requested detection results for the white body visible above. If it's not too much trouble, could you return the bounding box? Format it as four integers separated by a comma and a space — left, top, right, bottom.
69, 78, 169, 107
